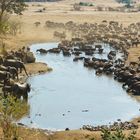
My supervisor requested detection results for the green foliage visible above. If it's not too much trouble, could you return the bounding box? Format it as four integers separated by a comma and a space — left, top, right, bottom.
0, 95, 30, 140
79, 2, 94, 6
0, 14, 22, 36
0, 0, 27, 15
0, 21, 10, 35
116, 0, 132, 7
0, 14, 10, 35
89, 4, 94, 6
0, 42, 8, 56
101, 128, 136, 140
0, 0, 27, 22
0, 0, 26, 35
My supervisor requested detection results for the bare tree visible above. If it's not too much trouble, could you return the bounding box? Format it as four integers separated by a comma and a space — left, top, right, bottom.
9, 20, 22, 35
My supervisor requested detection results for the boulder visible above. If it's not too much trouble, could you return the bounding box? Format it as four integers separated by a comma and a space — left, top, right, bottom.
26, 52, 36, 63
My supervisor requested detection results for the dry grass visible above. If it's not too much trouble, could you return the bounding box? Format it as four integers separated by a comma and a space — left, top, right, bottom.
18, 128, 140, 140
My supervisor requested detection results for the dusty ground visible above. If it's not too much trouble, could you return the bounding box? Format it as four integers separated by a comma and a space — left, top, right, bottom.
3, 0, 140, 139
25, 62, 52, 76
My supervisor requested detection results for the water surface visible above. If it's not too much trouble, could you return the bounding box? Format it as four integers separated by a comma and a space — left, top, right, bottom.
20, 43, 140, 130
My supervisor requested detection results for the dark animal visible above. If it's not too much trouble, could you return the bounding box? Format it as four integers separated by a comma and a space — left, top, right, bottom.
95, 45, 102, 49
62, 50, 71, 56
2, 86, 13, 97
8, 66, 19, 80
3, 59, 28, 76
12, 83, 31, 101
0, 56, 3, 65
0, 65, 18, 80
36, 48, 48, 54
0, 71, 11, 86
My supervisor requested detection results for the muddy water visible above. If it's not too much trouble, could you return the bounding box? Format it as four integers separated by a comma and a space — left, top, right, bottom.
20, 43, 140, 130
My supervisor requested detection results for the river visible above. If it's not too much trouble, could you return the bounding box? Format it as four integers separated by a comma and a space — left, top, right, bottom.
19, 43, 140, 130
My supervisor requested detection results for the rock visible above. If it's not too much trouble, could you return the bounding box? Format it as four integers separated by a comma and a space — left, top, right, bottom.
35, 113, 41, 116
65, 128, 70, 131
38, 70, 45, 73
117, 119, 121, 121
26, 52, 36, 63
17, 123, 25, 126
82, 110, 89, 112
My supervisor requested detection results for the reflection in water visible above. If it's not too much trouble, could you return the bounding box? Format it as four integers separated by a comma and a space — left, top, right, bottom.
20, 43, 140, 130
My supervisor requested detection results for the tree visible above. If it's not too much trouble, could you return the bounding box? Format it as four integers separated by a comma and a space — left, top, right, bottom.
124, 0, 131, 7
0, 0, 27, 22
116, 0, 132, 5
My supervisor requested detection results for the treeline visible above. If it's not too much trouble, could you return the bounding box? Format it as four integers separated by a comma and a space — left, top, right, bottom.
24, 0, 60, 2
116, 0, 132, 3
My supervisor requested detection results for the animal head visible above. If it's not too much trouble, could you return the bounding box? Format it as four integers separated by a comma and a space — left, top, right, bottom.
27, 83, 31, 92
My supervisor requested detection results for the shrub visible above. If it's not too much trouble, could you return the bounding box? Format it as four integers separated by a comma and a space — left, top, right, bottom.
79, 2, 94, 6
0, 95, 30, 139
9, 20, 22, 36
0, 14, 10, 35
79, 2, 84, 6
0, 42, 8, 56
89, 4, 94, 6
101, 128, 136, 140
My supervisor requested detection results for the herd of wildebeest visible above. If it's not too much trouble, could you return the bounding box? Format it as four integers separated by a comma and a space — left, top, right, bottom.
0, 46, 35, 101
1, 20, 140, 130
35, 20, 140, 131
37, 20, 140, 96
82, 120, 138, 131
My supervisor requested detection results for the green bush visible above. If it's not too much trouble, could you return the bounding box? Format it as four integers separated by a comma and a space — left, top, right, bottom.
101, 128, 136, 140
89, 4, 94, 6
79, 2, 84, 6
79, 2, 94, 7
0, 95, 30, 140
